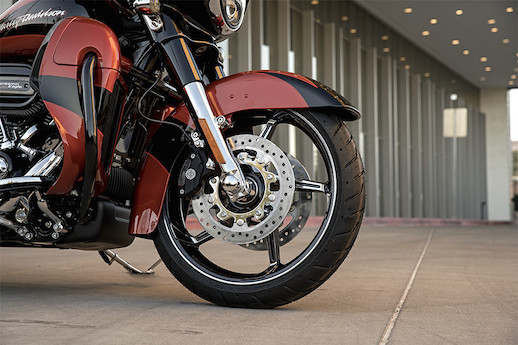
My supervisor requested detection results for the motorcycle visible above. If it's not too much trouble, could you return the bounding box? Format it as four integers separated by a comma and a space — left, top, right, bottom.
0, 0, 365, 308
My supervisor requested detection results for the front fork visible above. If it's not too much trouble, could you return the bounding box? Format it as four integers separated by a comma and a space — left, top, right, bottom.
141, 13, 249, 196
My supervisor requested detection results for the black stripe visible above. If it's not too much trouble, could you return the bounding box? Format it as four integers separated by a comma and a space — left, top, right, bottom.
262, 72, 343, 108
39, 75, 82, 117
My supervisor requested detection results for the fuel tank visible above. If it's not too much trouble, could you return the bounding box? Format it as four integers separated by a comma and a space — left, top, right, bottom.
0, 0, 89, 61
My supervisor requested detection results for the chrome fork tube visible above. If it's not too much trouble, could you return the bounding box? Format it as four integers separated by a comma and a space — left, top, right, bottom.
183, 81, 248, 194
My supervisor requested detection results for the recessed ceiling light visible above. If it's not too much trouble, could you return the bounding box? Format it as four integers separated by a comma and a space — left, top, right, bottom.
487, 19, 496, 24
506, 7, 514, 13
485, 66, 492, 72
480, 57, 488, 62
350, 28, 357, 34
404, 8, 413, 14
400, 57, 406, 62
503, 38, 510, 44
383, 48, 390, 53
341, 16, 349, 21
480, 77, 486, 81
404, 65, 411, 70
463, 50, 470, 55
424, 73, 431, 77
311, 0, 319, 5
491, 27, 498, 33
514, 67, 518, 72
422, 31, 430, 36
430, 19, 438, 24
456, 9, 463, 15
381, 35, 389, 40
509, 81, 515, 86
452, 39, 460, 45
511, 75, 517, 80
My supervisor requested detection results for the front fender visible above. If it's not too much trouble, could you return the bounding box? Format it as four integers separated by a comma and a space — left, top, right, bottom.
171, 70, 360, 122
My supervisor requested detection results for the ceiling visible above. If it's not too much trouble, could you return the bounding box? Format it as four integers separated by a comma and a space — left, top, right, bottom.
353, 0, 518, 89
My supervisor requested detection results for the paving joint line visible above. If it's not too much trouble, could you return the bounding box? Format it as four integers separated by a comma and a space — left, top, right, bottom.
378, 229, 434, 345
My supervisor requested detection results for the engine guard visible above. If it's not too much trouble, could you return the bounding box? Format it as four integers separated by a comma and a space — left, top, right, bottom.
129, 70, 361, 236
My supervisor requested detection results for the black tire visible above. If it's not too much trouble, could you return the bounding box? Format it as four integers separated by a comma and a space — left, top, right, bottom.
154, 109, 365, 308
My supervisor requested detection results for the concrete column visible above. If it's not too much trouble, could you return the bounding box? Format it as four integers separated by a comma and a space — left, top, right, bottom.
481, 89, 512, 221
436, 87, 447, 218
348, 38, 362, 148
250, 0, 264, 71
379, 56, 394, 217
397, 68, 412, 217
229, 9, 251, 73
322, 23, 336, 89
364, 48, 380, 217
422, 79, 434, 218
392, 60, 400, 217
276, 0, 290, 71
410, 74, 423, 217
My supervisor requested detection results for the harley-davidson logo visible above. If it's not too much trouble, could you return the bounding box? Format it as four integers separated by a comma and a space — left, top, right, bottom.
0, 8, 66, 32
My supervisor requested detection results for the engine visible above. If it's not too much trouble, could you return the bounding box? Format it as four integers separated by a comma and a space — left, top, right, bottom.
0, 63, 69, 244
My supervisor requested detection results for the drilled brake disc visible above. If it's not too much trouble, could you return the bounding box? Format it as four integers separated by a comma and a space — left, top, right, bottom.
191, 134, 296, 245
241, 154, 312, 250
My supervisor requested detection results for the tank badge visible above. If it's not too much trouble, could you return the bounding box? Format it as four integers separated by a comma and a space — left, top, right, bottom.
0, 9, 67, 33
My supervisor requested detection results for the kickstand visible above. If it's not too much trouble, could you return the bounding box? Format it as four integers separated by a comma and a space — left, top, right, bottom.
99, 249, 162, 274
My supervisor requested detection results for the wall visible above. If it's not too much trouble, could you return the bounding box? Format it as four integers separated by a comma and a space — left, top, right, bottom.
228, 0, 489, 220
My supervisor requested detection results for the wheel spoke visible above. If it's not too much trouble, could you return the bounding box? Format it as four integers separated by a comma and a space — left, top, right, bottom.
295, 179, 330, 194
266, 229, 281, 268
259, 119, 278, 139
193, 231, 214, 246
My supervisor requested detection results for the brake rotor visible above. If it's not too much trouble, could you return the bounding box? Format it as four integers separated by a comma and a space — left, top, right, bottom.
241, 154, 312, 250
191, 134, 296, 245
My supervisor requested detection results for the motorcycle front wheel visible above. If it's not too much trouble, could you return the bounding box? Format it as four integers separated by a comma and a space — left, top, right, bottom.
154, 109, 365, 308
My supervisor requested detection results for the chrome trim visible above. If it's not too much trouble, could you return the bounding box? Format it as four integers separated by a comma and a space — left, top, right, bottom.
24, 150, 61, 177
0, 176, 44, 188
142, 14, 163, 32
19, 125, 38, 144
183, 81, 248, 194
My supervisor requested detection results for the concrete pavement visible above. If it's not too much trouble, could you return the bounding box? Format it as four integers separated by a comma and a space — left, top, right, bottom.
1, 224, 517, 345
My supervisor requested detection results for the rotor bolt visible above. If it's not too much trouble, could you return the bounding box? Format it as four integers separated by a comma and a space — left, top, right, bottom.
220, 212, 227, 218
268, 194, 276, 202
257, 157, 264, 164
267, 174, 273, 180
236, 219, 244, 226
208, 196, 215, 204
255, 210, 262, 216
237, 152, 248, 162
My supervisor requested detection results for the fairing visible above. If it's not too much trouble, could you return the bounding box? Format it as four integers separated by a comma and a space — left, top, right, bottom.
31, 16, 124, 195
